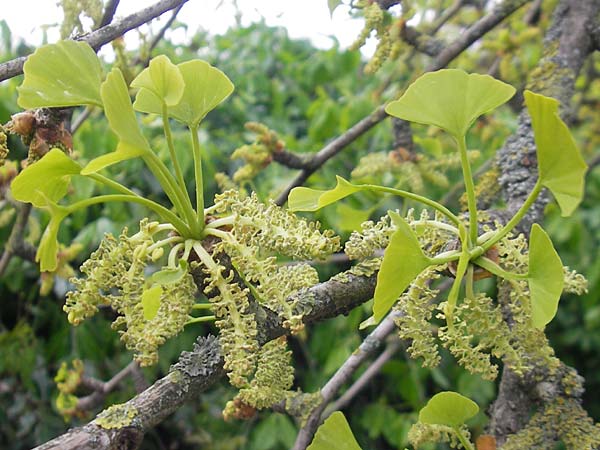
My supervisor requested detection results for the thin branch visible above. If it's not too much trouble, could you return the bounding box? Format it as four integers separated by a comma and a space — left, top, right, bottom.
76, 361, 139, 412
0, 203, 34, 276
274, 0, 531, 206
292, 311, 401, 450
33, 269, 378, 450
0, 0, 189, 82
429, 0, 465, 35
99, 0, 121, 28
326, 338, 401, 414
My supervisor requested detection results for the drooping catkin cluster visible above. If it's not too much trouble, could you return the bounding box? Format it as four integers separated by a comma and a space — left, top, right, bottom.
58, 0, 103, 38
203, 190, 340, 411
64, 219, 197, 366
351, 149, 480, 193
223, 336, 295, 420
351, 1, 395, 73
345, 211, 585, 380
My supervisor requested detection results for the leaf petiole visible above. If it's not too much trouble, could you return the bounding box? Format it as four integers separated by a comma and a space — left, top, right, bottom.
64, 194, 192, 236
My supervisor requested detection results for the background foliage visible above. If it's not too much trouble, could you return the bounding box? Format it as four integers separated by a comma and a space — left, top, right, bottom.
1, 1, 599, 448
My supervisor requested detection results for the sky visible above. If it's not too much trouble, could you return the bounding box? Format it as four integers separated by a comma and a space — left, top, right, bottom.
2, 0, 375, 56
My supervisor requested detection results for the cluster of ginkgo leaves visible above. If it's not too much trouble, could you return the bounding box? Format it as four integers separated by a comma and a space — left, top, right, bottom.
292, 69, 587, 448
6, 40, 341, 420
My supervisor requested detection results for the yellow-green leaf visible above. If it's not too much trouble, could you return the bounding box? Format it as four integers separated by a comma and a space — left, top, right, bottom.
418, 391, 479, 427
131, 55, 184, 107
18, 40, 103, 108
335, 203, 373, 231
385, 69, 515, 139
133, 59, 234, 127
307, 411, 362, 450
149, 260, 189, 285
372, 211, 432, 323
141, 285, 163, 321
288, 176, 362, 211
37, 204, 69, 272
527, 223, 564, 328
82, 68, 149, 174
524, 90, 587, 216
11, 148, 81, 207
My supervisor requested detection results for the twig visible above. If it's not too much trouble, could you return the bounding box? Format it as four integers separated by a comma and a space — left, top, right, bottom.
99, 0, 121, 28
147, 4, 185, 56
292, 311, 401, 450
0, 0, 190, 82
326, 338, 401, 414
76, 361, 139, 412
0, 203, 34, 276
71, 107, 93, 134
429, 0, 465, 35
274, 0, 531, 206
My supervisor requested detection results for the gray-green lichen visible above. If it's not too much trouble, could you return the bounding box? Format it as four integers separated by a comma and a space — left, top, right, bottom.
94, 403, 138, 429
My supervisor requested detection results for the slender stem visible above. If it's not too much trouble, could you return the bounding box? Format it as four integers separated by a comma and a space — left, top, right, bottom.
204, 227, 231, 242
465, 265, 475, 299
189, 124, 205, 227
453, 427, 475, 450
65, 194, 192, 236
142, 152, 199, 235
445, 227, 470, 325
360, 183, 462, 227
186, 315, 216, 325
146, 236, 184, 253
191, 303, 213, 310
168, 243, 184, 267
88, 173, 139, 196
457, 136, 478, 244
204, 216, 235, 230
480, 179, 542, 252
411, 219, 459, 235
162, 103, 193, 213
473, 256, 527, 280
430, 250, 461, 265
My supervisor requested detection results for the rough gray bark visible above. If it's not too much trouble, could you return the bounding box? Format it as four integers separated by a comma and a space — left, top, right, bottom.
490, 0, 600, 446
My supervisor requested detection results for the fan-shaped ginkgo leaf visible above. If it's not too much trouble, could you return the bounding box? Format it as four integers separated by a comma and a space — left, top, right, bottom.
524, 90, 587, 217
385, 69, 515, 139
18, 40, 103, 108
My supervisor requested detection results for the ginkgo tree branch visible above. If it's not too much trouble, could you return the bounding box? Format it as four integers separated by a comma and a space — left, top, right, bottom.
274, 0, 531, 206
33, 270, 378, 450
0, 0, 190, 82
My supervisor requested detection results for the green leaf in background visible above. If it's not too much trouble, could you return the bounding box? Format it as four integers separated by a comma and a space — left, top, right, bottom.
82, 68, 150, 174
131, 55, 184, 107
149, 260, 189, 285
307, 411, 362, 450
385, 69, 515, 139
328, 0, 343, 17
335, 203, 372, 231
133, 60, 234, 127
524, 90, 587, 216
527, 223, 564, 328
418, 391, 479, 427
288, 176, 362, 211
141, 285, 163, 321
17, 40, 103, 108
371, 211, 432, 324
36, 203, 69, 272
11, 148, 81, 207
